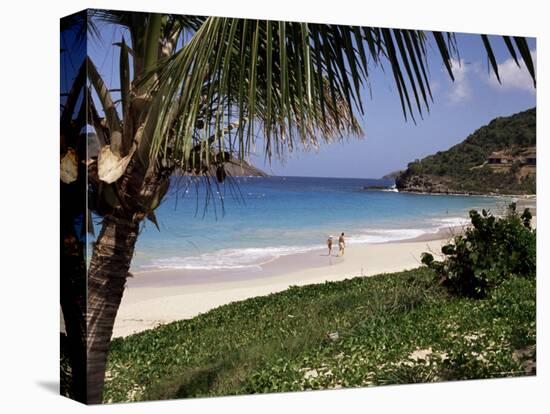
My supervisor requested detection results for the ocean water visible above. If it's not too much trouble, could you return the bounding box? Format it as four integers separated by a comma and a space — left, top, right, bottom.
126, 176, 512, 272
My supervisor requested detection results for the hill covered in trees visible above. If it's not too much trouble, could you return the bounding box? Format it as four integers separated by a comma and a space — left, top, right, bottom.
395, 108, 536, 195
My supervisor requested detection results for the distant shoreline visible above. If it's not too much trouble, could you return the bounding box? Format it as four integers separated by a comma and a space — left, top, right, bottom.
396, 190, 536, 210
396, 189, 536, 198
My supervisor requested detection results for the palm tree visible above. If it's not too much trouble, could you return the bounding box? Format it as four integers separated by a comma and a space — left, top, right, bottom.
60, 9, 535, 403
60, 13, 92, 401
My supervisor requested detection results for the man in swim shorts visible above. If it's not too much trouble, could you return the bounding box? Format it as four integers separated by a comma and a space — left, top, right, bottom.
338, 232, 346, 256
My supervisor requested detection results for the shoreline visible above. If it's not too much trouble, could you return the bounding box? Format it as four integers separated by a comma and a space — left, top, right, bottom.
396, 189, 536, 198
114, 228, 460, 338
111, 198, 537, 338
126, 224, 463, 287
128, 192, 534, 280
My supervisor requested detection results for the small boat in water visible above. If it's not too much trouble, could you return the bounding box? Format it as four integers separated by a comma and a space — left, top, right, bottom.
363, 184, 399, 192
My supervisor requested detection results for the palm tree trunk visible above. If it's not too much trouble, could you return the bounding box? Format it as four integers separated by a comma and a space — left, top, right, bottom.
86, 216, 139, 404
60, 227, 87, 402
60, 176, 88, 402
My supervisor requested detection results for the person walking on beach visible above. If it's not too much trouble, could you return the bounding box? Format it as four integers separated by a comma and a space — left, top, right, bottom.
327, 235, 333, 256
338, 232, 346, 256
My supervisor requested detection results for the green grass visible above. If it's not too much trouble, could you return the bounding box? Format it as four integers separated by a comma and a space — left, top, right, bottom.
103, 268, 536, 403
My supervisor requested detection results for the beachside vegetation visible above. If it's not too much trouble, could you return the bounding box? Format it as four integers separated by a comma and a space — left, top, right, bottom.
91, 205, 535, 402
422, 204, 536, 298
97, 266, 534, 403
395, 108, 536, 194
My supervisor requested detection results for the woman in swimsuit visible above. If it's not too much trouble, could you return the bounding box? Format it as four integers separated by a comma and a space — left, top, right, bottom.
327, 236, 333, 256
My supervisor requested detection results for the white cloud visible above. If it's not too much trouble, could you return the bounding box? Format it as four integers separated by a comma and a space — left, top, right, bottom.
487, 50, 536, 94
447, 58, 473, 104
430, 79, 441, 94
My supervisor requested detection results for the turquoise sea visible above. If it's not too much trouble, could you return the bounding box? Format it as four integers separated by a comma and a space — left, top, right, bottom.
125, 176, 511, 272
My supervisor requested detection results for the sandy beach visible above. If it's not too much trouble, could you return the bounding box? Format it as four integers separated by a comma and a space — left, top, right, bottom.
110, 195, 537, 338
58, 199, 536, 339
113, 228, 457, 338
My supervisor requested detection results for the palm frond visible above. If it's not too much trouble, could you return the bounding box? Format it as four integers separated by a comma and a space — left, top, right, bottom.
90, 10, 206, 78
144, 19, 369, 170
481, 34, 500, 83
85, 13, 536, 180
119, 37, 130, 120
86, 57, 123, 154
61, 10, 100, 46
513, 36, 536, 87
60, 60, 86, 131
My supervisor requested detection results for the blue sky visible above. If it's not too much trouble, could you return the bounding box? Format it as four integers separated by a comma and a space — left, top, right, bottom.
263, 34, 536, 178
87, 22, 536, 179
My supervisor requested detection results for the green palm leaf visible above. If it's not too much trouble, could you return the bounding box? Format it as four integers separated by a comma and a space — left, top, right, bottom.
87, 12, 536, 177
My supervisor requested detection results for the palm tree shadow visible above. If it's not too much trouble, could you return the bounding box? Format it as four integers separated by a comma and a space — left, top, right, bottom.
175, 363, 224, 398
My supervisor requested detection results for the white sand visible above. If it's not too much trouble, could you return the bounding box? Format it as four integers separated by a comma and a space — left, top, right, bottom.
113, 237, 449, 338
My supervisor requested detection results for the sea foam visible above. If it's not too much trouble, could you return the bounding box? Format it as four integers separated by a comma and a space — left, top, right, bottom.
140, 221, 465, 271
140, 245, 322, 271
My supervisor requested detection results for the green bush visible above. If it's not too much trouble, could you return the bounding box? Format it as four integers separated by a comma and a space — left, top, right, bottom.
421, 203, 536, 298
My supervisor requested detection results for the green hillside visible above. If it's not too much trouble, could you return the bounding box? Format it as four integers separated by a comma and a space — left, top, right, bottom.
395, 108, 536, 194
